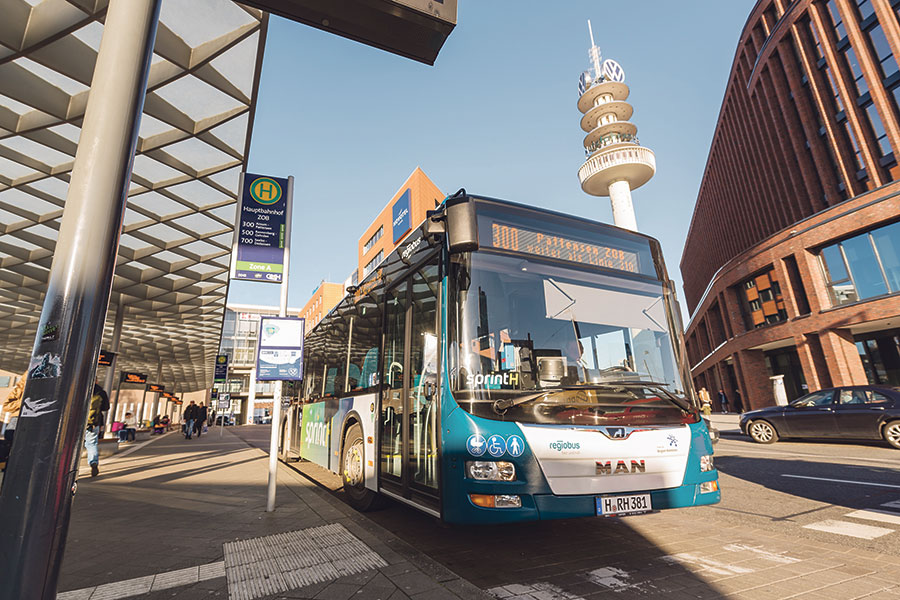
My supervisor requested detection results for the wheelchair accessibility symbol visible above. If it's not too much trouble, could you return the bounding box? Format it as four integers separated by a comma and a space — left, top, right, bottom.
487, 435, 507, 457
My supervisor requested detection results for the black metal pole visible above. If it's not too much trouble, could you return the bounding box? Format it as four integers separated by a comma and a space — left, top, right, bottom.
0, 2, 161, 598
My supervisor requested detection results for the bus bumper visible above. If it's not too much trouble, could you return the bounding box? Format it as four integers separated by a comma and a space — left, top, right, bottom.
444, 480, 720, 524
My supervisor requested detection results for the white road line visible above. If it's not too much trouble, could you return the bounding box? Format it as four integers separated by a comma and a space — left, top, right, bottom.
803, 520, 893, 539
881, 499, 900, 509
845, 509, 900, 526
722, 544, 801, 564
661, 553, 754, 576
781, 474, 900, 489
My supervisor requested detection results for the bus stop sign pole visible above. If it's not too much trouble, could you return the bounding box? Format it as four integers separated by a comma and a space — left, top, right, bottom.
0, 2, 161, 598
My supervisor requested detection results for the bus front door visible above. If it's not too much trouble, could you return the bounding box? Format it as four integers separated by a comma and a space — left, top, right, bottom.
380, 261, 440, 510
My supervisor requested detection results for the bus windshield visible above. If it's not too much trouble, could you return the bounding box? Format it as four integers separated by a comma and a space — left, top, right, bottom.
450, 251, 695, 425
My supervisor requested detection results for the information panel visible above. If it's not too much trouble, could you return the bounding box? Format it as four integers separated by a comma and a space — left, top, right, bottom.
256, 317, 305, 381
490, 222, 640, 274
214, 354, 229, 383
232, 173, 291, 283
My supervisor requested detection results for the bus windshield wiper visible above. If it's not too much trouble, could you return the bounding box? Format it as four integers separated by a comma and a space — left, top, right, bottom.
491, 384, 619, 414
603, 381, 692, 412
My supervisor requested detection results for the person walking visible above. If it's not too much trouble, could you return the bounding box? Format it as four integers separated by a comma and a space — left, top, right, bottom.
183, 400, 198, 439
717, 389, 730, 414
84, 383, 110, 477
194, 402, 208, 438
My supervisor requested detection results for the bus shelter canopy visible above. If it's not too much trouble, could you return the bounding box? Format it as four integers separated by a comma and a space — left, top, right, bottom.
0, 0, 268, 392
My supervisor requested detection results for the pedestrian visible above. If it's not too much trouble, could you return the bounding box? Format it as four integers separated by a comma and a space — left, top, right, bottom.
698, 387, 712, 416
718, 389, 729, 414
194, 401, 208, 438
1, 370, 28, 444
84, 382, 110, 477
183, 400, 198, 439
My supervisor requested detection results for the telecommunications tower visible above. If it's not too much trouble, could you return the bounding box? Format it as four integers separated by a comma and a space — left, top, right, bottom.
576, 21, 655, 231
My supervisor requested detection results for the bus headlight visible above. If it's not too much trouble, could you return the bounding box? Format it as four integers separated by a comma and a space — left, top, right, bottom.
466, 461, 516, 481
700, 455, 715, 472
699, 480, 719, 494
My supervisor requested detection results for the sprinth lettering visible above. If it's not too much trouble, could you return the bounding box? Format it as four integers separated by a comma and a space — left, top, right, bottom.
466, 372, 520, 387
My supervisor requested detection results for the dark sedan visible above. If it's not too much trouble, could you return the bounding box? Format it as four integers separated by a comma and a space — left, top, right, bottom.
740, 385, 900, 449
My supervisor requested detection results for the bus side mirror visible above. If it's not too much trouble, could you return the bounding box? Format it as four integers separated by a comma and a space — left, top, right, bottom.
446, 196, 478, 253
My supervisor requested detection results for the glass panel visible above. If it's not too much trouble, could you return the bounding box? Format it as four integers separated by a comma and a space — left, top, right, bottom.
347, 287, 383, 393
408, 264, 440, 490
868, 24, 899, 79
866, 103, 893, 156
844, 47, 869, 96
322, 310, 349, 397
871, 221, 900, 291
821, 244, 858, 304
381, 281, 407, 479
842, 234, 889, 298
856, 0, 875, 20
826, 0, 847, 39
451, 252, 692, 426
792, 391, 834, 407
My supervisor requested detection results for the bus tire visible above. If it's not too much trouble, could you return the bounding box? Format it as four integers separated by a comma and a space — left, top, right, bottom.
342, 423, 378, 511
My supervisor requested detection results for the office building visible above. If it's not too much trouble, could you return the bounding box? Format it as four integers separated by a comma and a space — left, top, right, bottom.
681, 0, 900, 411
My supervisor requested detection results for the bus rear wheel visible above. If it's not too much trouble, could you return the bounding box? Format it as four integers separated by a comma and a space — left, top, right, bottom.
342, 423, 378, 511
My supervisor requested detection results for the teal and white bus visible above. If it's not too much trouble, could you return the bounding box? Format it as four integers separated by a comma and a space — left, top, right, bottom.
291, 193, 719, 523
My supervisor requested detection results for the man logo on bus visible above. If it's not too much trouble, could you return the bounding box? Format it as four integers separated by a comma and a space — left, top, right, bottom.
606, 427, 626, 439
250, 177, 282, 205
596, 459, 646, 475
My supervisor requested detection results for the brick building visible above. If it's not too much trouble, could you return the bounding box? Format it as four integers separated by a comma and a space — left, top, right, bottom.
681, 0, 900, 411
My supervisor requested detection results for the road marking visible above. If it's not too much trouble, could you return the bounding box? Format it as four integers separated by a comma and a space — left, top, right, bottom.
803, 520, 893, 539
586, 566, 640, 590
781, 474, 900, 489
722, 544, 801, 564
845, 509, 900, 526
56, 562, 224, 599
661, 553, 754, 576
881, 499, 900, 509
487, 582, 584, 599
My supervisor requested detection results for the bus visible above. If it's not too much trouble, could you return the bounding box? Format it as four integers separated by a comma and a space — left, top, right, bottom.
290, 192, 720, 523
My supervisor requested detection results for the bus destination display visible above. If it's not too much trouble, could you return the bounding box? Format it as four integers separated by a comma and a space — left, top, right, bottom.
491, 223, 640, 273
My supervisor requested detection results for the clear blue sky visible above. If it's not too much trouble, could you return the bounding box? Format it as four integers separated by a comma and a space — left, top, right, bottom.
228, 1, 756, 321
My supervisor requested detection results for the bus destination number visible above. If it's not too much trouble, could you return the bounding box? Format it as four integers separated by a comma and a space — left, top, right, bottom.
492, 223, 639, 273
597, 493, 651, 516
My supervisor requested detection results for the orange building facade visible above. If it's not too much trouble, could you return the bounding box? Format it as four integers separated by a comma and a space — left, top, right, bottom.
298, 282, 345, 332
355, 167, 444, 285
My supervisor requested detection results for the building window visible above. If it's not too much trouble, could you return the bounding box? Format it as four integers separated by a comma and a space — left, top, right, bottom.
865, 102, 893, 156
363, 250, 383, 278
856, 0, 876, 21
867, 24, 899, 79
826, 0, 848, 41
843, 46, 869, 96
819, 221, 900, 305
738, 269, 789, 329
363, 225, 383, 254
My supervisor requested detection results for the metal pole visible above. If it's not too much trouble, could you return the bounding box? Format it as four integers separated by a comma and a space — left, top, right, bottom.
150, 359, 162, 423
138, 386, 148, 428
267, 175, 293, 512
0, 2, 160, 597
247, 367, 257, 424
104, 297, 125, 438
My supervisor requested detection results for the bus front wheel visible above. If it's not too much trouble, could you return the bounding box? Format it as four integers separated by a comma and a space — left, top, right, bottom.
342, 423, 378, 511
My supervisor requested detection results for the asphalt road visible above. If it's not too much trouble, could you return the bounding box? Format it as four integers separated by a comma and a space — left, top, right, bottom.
233, 425, 900, 598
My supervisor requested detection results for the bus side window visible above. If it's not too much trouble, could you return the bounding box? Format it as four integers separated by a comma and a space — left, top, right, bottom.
348, 287, 382, 394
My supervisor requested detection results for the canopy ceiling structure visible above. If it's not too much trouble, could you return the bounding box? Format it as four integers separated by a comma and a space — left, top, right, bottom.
0, 0, 268, 392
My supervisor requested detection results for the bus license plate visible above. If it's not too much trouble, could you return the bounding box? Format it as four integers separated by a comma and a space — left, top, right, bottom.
596, 494, 652, 516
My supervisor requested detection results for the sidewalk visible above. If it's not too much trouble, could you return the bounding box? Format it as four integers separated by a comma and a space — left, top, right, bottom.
706, 412, 742, 435
58, 427, 489, 600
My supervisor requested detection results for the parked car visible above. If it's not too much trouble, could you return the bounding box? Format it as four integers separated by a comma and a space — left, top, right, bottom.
740, 386, 900, 448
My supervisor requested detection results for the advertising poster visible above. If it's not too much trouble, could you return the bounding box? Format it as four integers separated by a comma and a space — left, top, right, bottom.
232, 173, 291, 283
256, 316, 304, 381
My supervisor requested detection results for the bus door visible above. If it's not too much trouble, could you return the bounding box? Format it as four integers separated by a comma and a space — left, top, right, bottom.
380, 260, 440, 508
